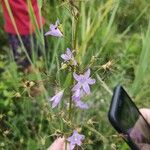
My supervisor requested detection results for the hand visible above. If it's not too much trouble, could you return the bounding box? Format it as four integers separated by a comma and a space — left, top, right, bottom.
130, 108, 150, 150
140, 108, 150, 124
47, 137, 69, 150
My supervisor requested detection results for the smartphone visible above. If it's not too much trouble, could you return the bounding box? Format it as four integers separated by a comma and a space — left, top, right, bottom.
108, 85, 150, 150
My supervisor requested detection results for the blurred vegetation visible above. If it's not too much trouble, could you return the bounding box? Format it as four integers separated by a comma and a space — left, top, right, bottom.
0, 0, 150, 150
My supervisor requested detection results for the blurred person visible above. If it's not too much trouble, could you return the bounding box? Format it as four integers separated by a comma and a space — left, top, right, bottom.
1, 0, 45, 72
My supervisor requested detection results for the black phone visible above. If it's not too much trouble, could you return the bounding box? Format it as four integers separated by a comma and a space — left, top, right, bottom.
108, 85, 150, 150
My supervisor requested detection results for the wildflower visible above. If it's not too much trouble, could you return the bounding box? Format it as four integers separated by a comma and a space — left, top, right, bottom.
49, 90, 64, 108
61, 48, 77, 66
75, 100, 89, 109
72, 69, 95, 95
72, 88, 85, 99
72, 89, 89, 109
45, 19, 63, 37
67, 130, 85, 150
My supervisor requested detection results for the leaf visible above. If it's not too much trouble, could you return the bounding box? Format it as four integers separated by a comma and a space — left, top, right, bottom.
63, 72, 72, 88
27, 139, 38, 150
132, 19, 150, 95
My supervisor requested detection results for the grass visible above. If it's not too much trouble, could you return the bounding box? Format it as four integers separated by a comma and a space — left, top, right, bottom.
0, 0, 150, 149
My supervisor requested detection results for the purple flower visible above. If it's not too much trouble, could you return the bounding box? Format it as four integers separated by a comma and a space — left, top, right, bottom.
72, 69, 95, 95
49, 90, 64, 108
72, 89, 89, 109
75, 100, 89, 109
45, 19, 63, 37
67, 130, 85, 150
72, 89, 85, 100
61, 48, 77, 66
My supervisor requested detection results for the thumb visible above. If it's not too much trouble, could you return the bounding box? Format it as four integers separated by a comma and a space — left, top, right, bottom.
47, 137, 65, 150
138, 143, 150, 150
47, 137, 70, 150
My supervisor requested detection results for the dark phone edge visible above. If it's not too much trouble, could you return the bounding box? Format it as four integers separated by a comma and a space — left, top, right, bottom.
108, 85, 139, 150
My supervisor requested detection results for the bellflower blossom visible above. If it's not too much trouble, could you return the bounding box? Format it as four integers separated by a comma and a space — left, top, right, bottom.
72, 89, 89, 109
61, 48, 77, 66
72, 88, 85, 100
49, 90, 64, 108
67, 130, 85, 150
45, 19, 63, 37
75, 100, 89, 109
72, 69, 95, 95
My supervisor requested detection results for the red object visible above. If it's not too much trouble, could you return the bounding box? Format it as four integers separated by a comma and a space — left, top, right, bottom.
1, 0, 44, 35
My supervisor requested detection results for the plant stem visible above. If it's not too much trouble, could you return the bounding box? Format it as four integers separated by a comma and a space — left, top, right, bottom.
68, 71, 73, 120
84, 124, 108, 144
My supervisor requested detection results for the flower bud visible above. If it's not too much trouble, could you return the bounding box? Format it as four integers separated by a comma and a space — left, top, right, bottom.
15, 92, 21, 98
60, 63, 67, 70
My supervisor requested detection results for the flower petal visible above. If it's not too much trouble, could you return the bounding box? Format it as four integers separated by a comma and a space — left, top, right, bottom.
45, 31, 53, 36
84, 69, 90, 79
83, 83, 90, 94
72, 83, 81, 91
73, 73, 81, 82
66, 48, 72, 58
67, 130, 85, 148
61, 54, 70, 61
70, 144, 75, 150
88, 78, 96, 85
72, 95, 80, 101
45, 30, 63, 37
76, 101, 89, 109
49, 24, 56, 30
74, 89, 81, 97
45, 24, 63, 37
50, 91, 64, 108
49, 95, 56, 101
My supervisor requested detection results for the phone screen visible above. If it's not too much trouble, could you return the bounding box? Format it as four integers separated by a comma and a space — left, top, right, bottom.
117, 88, 150, 149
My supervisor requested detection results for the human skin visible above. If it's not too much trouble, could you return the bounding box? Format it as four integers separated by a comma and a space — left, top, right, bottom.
47, 137, 69, 150
130, 108, 150, 150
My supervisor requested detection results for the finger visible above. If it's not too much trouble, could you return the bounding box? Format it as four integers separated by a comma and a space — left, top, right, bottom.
138, 143, 150, 150
130, 109, 150, 142
139, 108, 150, 125
47, 137, 65, 150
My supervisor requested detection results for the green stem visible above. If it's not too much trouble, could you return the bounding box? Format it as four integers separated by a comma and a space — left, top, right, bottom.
65, 137, 68, 150
84, 124, 108, 144
68, 73, 73, 120
68, 3, 78, 120
72, 14, 76, 49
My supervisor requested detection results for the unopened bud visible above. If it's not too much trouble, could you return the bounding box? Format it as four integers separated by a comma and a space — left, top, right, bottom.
15, 92, 21, 98
20, 138, 24, 144
61, 63, 67, 70
91, 56, 96, 63
3, 130, 10, 135
29, 81, 35, 87
0, 114, 4, 120
41, 137, 46, 145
